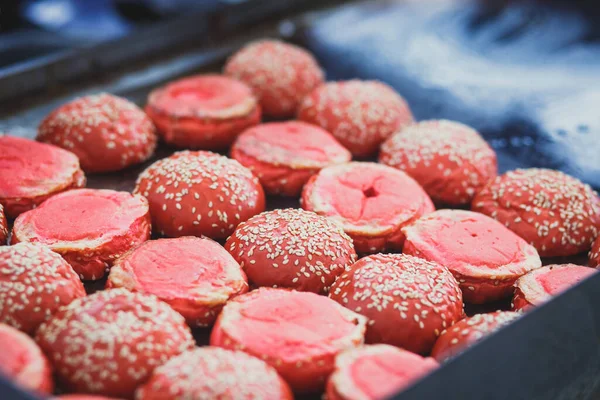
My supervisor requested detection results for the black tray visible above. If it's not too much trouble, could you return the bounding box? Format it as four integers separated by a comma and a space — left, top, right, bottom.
1, 1, 599, 399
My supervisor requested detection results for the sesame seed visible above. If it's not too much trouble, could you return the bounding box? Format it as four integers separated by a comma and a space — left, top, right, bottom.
226, 209, 356, 292
134, 150, 262, 237
35, 288, 194, 392
329, 253, 463, 350
472, 168, 600, 255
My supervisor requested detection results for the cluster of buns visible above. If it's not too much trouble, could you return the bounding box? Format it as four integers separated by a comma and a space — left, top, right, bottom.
0, 38, 598, 400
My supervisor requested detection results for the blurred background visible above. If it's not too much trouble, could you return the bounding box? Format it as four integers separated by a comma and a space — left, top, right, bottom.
0, 0, 227, 70
0, 0, 598, 181
2, 0, 598, 189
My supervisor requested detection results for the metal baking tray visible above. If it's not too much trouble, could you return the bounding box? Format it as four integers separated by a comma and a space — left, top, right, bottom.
1, 1, 599, 399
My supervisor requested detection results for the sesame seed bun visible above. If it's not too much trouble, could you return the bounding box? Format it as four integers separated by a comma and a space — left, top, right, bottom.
225, 208, 357, 293
403, 209, 542, 304
326, 344, 438, 400
472, 168, 600, 257
224, 39, 324, 118
0, 323, 53, 395
12, 189, 151, 281
107, 237, 248, 327
231, 121, 351, 196
0, 136, 86, 218
210, 287, 367, 393
136, 347, 293, 400
379, 120, 497, 206
431, 311, 521, 362
134, 151, 265, 239
35, 288, 195, 398
301, 162, 434, 254
298, 80, 413, 157
512, 264, 598, 311
146, 75, 261, 149
0, 243, 85, 335
329, 253, 463, 355
38, 93, 157, 173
